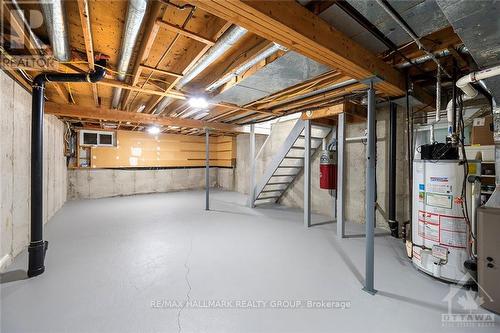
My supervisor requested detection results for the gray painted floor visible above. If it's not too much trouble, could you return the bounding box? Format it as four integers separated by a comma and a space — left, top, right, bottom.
1, 190, 498, 333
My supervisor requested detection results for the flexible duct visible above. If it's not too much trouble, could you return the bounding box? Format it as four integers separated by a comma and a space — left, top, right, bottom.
111, 0, 148, 109
153, 25, 248, 114
40, 0, 71, 61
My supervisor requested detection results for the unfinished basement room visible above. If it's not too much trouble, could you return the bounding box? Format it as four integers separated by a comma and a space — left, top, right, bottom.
1, 0, 500, 332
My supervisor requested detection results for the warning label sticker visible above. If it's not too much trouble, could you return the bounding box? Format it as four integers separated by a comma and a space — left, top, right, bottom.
416, 211, 468, 249
439, 215, 467, 248
418, 210, 440, 242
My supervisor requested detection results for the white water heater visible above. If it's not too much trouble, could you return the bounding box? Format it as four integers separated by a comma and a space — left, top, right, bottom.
412, 159, 480, 282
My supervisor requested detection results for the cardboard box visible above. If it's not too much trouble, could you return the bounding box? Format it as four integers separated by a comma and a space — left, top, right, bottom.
471, 115, 494, 145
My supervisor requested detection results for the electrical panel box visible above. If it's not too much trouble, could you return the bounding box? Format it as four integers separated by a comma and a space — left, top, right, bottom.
477, 206, 500, 314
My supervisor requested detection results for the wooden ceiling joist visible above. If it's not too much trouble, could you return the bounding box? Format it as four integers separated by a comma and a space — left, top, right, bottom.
44, 102, 243, 133
189, 0, 406, 96
96, 78, 186, 100
157, 20, 216, 46
76, 0, 99, 106
139, 65, 183, 78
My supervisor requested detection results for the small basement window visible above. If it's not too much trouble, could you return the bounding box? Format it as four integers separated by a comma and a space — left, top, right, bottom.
80, 130, 115, 147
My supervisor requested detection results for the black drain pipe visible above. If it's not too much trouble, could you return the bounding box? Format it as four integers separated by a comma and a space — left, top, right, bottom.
28, 59, 107, 278
388, 100, 399, 238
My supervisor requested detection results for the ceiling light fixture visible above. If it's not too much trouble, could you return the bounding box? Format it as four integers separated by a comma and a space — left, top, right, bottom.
147, 126, 161, 135
137, 104, 146, 113
188, 96, 209, 109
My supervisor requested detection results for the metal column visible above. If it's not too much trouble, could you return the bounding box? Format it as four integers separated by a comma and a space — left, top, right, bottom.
337, 113, 346, 238
363, 81, 377, 294
205, 128, 210, 211
304, 119, 311, 227
249, 124, 256, 208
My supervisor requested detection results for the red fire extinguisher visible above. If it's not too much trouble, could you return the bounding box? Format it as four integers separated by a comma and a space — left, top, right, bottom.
320, 148, 337, 190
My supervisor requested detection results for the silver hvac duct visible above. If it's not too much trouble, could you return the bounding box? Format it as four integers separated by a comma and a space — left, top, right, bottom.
111, 0, 148, 109
205, 42, 287, 92
40, 0, 71, 61
396, 46, 469, 69
153, 25, 248, 114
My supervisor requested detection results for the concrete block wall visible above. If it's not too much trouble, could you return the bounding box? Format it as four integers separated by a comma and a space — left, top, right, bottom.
67, 168, 219, 200
1, 71, 67, 270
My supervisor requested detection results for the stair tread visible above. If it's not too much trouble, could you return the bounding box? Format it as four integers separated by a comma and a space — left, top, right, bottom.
299, 135, 324, 140
277, 165, 302, 168
261, 189, 284, 193
267, 182, 289, 185
255, 196, 280, 200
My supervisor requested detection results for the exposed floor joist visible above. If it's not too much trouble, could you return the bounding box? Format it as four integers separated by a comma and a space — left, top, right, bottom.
44, 102, 244, 133
188, 0, 406, 96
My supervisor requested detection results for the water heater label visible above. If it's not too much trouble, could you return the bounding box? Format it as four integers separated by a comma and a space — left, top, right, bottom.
425, 192, 453, 209
432, 245, 448, 260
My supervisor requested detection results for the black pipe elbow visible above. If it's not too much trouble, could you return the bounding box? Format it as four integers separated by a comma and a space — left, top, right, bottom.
33, 74, 46, 88
88, 59, 107, 83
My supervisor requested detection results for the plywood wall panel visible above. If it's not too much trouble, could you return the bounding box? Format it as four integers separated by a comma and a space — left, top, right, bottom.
88, 130, 236, 168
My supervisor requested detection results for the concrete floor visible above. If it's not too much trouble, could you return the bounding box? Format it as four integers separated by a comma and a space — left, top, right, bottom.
1, 190, 498, 333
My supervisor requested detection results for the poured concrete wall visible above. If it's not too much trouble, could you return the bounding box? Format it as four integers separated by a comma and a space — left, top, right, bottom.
67, 168, 220, 200
0, 71, 67, 270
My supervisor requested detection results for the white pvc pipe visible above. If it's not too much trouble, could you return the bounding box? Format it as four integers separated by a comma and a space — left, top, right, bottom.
456, 64, 500, 98
435, 67, 441, 123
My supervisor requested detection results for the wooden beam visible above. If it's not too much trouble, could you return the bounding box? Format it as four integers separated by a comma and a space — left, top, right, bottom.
301, 102, 345, 120
301, 101, 365, 120
157, 20, 216, 45
120, 1, 164, 107
44, 102, 244, 133
189, 0, 406, 96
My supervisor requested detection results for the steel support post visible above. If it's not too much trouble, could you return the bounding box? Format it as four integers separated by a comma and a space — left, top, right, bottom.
337, 112, 346, 238
304, 119, 311, 227
205, 128, 210, 211
363, 81, 377, 294
249, 124, 256, 207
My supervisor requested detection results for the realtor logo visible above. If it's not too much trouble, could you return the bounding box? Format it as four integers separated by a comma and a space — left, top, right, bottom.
441, 273, 495, 328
